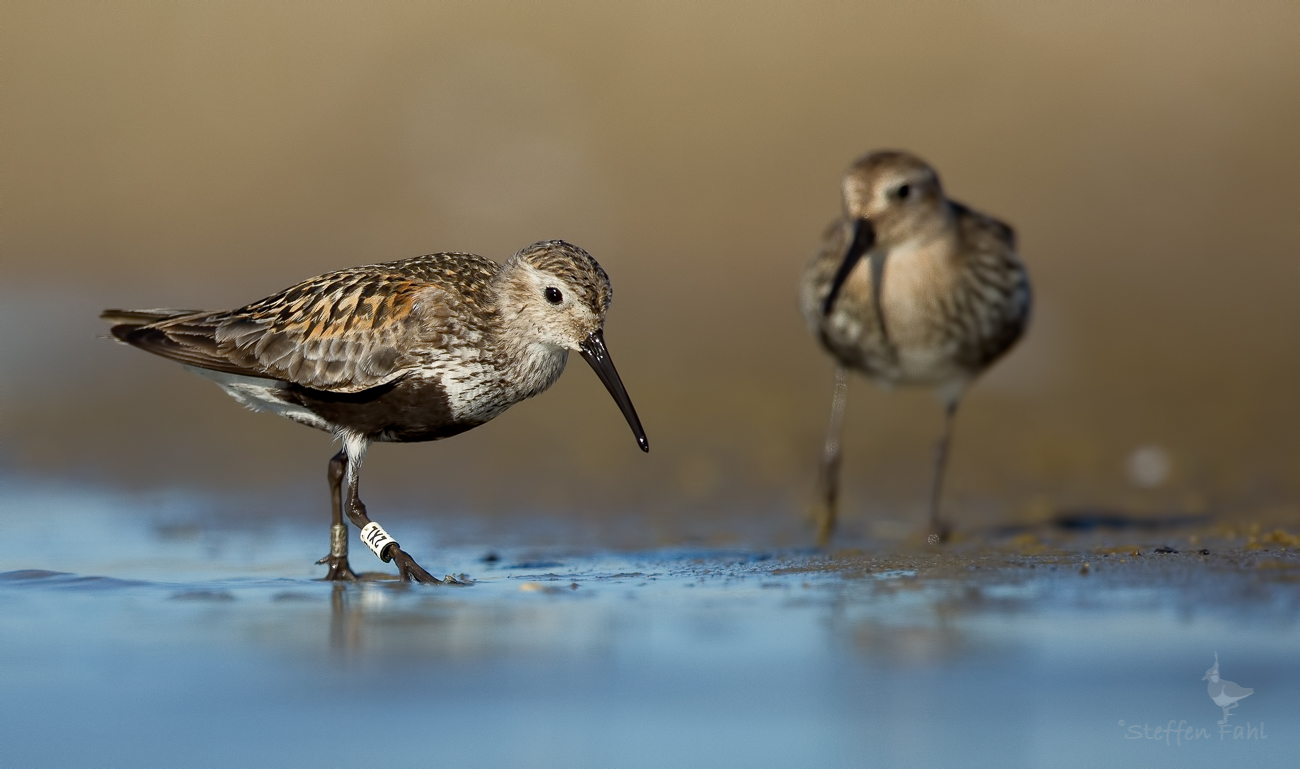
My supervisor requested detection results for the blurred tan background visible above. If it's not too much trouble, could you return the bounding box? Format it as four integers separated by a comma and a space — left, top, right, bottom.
3, 1, 1296, 537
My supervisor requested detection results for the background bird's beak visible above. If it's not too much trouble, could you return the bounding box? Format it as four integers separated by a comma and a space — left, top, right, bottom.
822, 217, 876, 316
579, 330, 649, 452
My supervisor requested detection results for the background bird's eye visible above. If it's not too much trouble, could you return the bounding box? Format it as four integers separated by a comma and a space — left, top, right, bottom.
544, 287, 563, 305
895, 184, 911, 200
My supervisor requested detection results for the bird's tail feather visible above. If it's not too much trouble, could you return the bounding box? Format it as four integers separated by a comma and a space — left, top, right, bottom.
100, 308, 204, 326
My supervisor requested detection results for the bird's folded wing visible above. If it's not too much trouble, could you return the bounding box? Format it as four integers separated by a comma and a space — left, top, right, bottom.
799, 218, 852, 326
954, 200, 1017, 253
118, 272, 463, 393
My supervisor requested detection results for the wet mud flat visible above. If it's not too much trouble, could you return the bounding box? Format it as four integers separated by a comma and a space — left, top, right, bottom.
0, 487, 1297, 768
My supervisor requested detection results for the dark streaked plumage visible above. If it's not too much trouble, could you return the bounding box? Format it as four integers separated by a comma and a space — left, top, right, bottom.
104, 240, 648, 583
800, 151, 1031, 544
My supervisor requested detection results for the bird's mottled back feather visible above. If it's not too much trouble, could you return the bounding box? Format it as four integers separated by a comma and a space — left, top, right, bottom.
108, 253, 502, 393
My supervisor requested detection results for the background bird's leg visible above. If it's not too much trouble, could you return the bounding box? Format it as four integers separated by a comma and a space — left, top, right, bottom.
811, 366, 850, 548
927, 399, 960, 542
316, 449, 357, 580
1219, 703, 1237, 724
338, 439, 445, 585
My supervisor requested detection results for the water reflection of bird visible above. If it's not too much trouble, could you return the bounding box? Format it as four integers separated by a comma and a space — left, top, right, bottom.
1203, 653, 1253, 724
103, 240, 648, 583
800, 151, 1031, 544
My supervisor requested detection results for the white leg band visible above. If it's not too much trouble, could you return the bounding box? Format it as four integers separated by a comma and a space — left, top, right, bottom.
359, 522, 398, 560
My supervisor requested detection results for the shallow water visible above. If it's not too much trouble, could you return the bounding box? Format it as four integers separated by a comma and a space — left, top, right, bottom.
1, 483, 1295, 768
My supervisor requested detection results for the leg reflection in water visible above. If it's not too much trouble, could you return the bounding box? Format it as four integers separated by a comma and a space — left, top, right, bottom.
329, 583, 363, 653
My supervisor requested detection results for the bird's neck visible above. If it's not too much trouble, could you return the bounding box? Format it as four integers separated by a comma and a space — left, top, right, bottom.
497, 336, 569, 400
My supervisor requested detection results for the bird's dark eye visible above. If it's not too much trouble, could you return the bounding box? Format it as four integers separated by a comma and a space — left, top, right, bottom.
896, 184, 911, 200
544, 287, 563, 305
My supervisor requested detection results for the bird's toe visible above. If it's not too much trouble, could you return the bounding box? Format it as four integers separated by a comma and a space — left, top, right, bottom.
316, 554, 358, 581
390, 548, 445, 585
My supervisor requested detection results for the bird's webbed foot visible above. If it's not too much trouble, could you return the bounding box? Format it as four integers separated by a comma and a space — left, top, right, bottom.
385, 545, 470, 586
388, 545, 440, 584
316, 553, 358, 581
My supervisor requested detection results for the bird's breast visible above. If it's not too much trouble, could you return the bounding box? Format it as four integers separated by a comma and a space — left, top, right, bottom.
411, 340, 568, 425
814, 240, 968, 385
811, 232, 1028, 389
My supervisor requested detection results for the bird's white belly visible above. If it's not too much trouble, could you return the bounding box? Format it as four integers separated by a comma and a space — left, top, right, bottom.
184, 366, 332, 430
890, 342, 966, 386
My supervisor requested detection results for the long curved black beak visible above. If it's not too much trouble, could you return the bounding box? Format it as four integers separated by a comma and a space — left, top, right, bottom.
822, 217, 876, 317
579, 330, 649, 452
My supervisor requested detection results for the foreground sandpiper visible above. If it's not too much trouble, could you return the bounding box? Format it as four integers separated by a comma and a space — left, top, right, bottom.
104, 240, 648, 583
800, 151, 1031, 544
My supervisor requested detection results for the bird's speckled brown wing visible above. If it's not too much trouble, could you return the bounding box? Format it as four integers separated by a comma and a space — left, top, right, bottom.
949, 202, 1031, 370
799, 218, 852, 333
110, 253, 500, 393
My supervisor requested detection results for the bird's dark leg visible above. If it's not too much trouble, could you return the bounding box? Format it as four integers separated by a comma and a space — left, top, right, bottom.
811, 366, 850, 548
927, 399, 960, 543
316, 449, 357, 580
342, 480, 441, 584
337, 438, 449, 585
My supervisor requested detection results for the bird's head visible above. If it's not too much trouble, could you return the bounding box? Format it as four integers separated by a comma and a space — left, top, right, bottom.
500, 239, 612, 351
1203, 653, 1221, 681
498, 240, 648, 452
841, 150, 946, 246
821, 150, 949, 317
